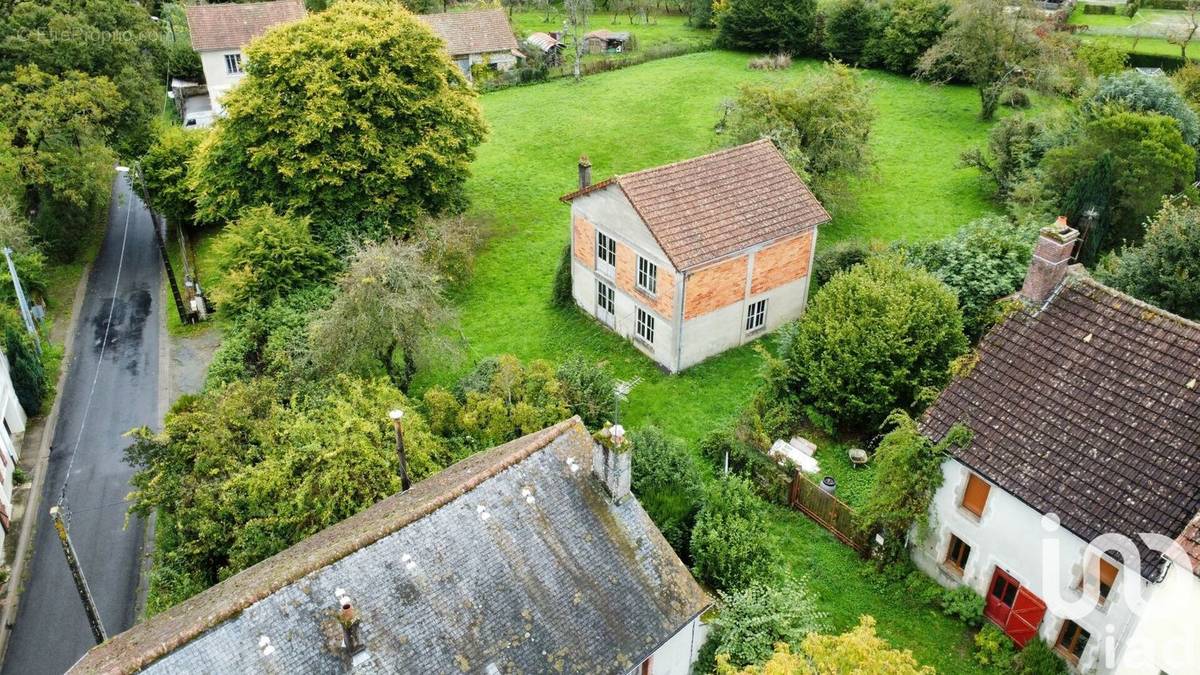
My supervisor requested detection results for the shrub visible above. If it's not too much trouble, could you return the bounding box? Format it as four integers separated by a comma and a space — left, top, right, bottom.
961, 110, 1072, 199
974, 624, 1016, 669
904, 569, 945, 607
773, 256, 967, 433
1171, 62, 1200, 110
628, 427, 705, 556
1014, 638, 1069, 675
1001, 88, 1031, 109
900, 215, 1038, 339
875, 0, 950, 74
941, 585, 986, 628
2, 318, 46, 416
212, 206, 335, 316
748, 53, 792, 70
551, 243, 573, 307
716, 0, 820, 56
555, 355, 616, 429
812, 239, 874, 287
823, 0, 886, 65
690, 475, 783, 592
1096, 200, 1200, 321
1077, 41, 1128, 77
1087, 70, 1200, 146
708, 578, 828, 668
799, 616, 936, 674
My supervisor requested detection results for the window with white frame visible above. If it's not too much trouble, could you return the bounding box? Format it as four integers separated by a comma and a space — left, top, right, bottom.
636, 308, 655, 345
596, 231, 616, 267
637, 256, 657, 295
224, 53, 243, 74
745, 299, 767, 332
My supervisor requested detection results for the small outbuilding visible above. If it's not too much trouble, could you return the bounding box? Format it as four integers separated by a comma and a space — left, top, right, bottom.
419, 9, 522, 79
584, 28, 631, 53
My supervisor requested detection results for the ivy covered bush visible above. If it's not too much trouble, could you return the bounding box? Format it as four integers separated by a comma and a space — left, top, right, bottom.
705, 578, 827, 669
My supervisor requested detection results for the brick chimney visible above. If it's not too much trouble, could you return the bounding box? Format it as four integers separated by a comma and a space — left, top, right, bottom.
1019, 216, 1079, 305
578, 155, 592, 191
592, 424, 630, 502
336, 594, 366, 661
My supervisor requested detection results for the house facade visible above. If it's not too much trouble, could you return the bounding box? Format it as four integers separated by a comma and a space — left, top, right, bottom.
915, 221, 1200, 674
562, 140, 829, 373
184, 0, 306, 114
0, 348, 27, 553
419, 9, 521, 79
70, 419, 711, 674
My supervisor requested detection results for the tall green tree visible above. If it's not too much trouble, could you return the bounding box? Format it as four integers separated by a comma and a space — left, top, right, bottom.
823, 0, 885, 65
875, 0, 950, 74
140, 123, 206, 229
715, 0, 819, 56
0, 0, 166, 157
725, 62, 875, 201
1097, 200, 1200, 321
917, 0, 1074, 120
189, 1, 487, 246
1041, 110, 1195, 246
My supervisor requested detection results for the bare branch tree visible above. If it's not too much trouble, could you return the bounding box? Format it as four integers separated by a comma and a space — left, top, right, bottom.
563, 0, 593, 81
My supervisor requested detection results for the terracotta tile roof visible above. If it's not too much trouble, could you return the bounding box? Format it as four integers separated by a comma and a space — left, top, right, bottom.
69, 419, 709, 674
1176, 514, 1200, 576
923, 270, 1200, 581
562, 140, 830, 271
184, 0, 306, 52
418, 9, 519, 57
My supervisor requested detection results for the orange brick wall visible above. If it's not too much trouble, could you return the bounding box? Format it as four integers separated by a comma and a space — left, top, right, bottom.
573, 214, 595, 269
750, 230, 814, 295
615, 242, 673, 316
684, 255, 749, 320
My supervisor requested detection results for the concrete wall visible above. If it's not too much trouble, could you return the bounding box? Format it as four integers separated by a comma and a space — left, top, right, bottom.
453, 50, 518, 80
1113, 562, 1200, 674
677, 275, 808, 371
915, 459, 1150, 674
199, 48, 247, 113
0, 349, 27, 559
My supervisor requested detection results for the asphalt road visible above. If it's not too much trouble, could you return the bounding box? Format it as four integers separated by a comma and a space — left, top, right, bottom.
2, 175, 162, 675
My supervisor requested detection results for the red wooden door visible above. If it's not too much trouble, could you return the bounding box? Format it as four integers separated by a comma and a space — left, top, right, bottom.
986, 568, 1020, 626
1004, 587, 1047, 647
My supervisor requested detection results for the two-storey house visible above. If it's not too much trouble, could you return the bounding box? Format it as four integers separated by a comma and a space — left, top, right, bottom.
560, 140, 830, 372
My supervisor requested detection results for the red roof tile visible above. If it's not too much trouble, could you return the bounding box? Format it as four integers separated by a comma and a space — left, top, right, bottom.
563, 140, 829, 270
185, 0, 306, 52
418, 9, 518, 57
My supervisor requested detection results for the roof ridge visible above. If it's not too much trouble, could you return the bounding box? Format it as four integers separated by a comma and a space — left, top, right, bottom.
70, 417, 587, 674
1068, 266, 1200, 335
614, 138, 777, 185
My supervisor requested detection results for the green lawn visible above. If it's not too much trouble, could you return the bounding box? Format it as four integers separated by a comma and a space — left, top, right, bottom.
413, 51, 1000, 442
1080, 33, 1192, 59
770, 507, 983, 674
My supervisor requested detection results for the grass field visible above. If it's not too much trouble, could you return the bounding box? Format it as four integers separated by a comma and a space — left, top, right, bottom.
413, 50, 1000, 441
508, 9, 713, 50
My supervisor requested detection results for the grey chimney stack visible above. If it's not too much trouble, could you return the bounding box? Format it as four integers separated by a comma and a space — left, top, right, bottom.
592, 424, 630, 502
578, 155, 592, 191
1019, 216, 1079, 305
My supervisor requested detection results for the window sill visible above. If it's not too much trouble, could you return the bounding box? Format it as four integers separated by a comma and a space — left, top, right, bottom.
635, 286, 657, 301
745, 325, 766, 336
633, 335, 654, 350
941, 563, 965, 579
958, 506, 985, 523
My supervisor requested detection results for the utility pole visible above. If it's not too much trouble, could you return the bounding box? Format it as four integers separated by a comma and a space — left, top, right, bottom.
389, 410, 411, 492
2, 247, 40, 354
50, 506, 107, 645
121, 165, 192, 325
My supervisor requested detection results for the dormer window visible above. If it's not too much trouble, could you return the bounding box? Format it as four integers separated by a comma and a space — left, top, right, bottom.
961, 473, 990, 518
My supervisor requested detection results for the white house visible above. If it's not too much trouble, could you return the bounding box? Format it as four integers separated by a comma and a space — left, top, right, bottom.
0, 348, 27, 555
561, 140, 829, 373
184, 0, 306, 114
70, 419, 711, 674
915, 221, 1200, 674
419, 9, 521, 80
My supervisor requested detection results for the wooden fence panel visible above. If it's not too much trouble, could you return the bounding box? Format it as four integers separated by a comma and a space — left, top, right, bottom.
787, 471, 871, 552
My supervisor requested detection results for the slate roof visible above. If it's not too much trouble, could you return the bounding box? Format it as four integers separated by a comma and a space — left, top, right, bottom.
419, 9, 519, 57
561, 140, 830, 271
923, 270, 1200, 581
70, 418, 709, 674
185, 0, 306, 52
